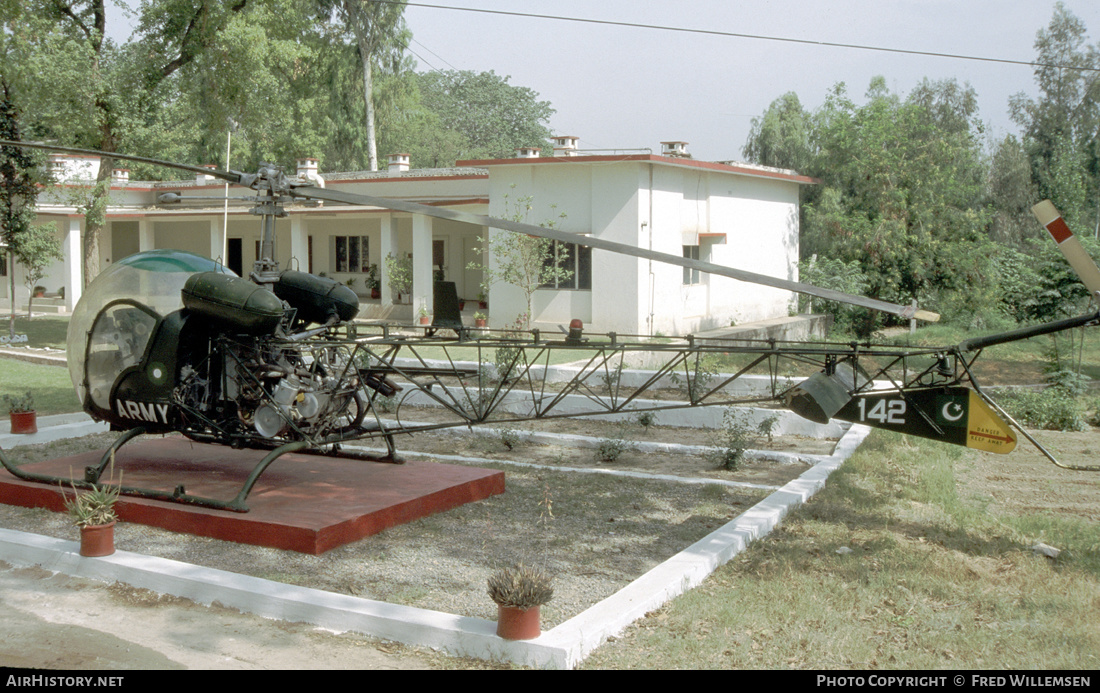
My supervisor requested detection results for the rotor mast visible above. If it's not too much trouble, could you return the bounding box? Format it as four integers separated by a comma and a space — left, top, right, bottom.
246, 165, 290, 288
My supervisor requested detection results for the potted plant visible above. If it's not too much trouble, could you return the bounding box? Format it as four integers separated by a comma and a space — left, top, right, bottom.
487, 563, 554, 640
368, 264, 381, 299
4, 391, 36, 434
417, 304, 431, 325
474, 311, 488, 328
385, 253, 412, 304
61, 479, 121, 557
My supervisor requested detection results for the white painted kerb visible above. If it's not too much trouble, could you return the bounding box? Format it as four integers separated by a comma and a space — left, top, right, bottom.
0, 417, 870, 669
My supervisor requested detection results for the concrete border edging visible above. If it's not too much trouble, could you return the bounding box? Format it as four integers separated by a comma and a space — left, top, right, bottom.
0, 418, 871, 669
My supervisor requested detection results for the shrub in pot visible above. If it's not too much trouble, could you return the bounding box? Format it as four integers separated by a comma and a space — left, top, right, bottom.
4, 391, 36, 434
487, 563, 553, 639
62, 479, 120, 557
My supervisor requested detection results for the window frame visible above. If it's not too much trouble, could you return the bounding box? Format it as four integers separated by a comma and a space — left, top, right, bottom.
333, 235, 371, 274
682, 244, 701, 285
539, 240, 591, 291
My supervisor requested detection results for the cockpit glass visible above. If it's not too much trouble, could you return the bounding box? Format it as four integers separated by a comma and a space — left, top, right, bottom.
67, 250, 234, 406
85, 303, 157, 410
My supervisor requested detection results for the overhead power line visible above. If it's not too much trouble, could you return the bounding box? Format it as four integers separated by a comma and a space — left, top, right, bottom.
381, 0, 1100, 74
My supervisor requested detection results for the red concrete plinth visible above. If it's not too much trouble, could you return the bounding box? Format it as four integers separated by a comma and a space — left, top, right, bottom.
0, 438, 505, 554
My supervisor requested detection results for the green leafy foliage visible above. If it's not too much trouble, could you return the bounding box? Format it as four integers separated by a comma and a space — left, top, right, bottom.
62, 480, 120, 527
594, 435, 632, 463
468, 189, 570, 328
416, 70, 554, 161
991, 386, 1087, 432
706, 409, 778, 471
742, 6, 1100, 332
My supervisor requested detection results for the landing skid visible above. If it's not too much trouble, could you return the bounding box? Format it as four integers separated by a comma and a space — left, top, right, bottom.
0, 425, 407, 513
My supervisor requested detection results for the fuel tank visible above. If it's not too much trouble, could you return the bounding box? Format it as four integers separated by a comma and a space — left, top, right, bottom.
181, 272, 284, 334
273, 270, 360, 325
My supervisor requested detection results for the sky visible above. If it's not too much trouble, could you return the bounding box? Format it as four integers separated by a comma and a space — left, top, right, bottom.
398, 0, 1100, 163
103, 1, 1100, 165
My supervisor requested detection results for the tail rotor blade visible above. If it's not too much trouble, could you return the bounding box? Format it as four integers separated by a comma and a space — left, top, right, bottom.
1032, 200, 1100, 298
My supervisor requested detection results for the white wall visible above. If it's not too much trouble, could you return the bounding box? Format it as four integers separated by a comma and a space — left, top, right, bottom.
483, 158, 801, 335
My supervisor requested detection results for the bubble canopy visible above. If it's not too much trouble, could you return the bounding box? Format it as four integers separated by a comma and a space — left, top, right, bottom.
67, 250, 235, 406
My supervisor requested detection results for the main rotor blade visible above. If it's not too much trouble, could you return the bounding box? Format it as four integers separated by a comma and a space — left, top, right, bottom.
0, 139, 245, 185
291, 185, 940, 322
1032, 200, 1100, 299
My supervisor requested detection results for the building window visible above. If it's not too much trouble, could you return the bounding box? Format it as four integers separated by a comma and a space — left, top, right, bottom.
683, 245, 701, 285
540, 240, 591, 290
334, 236, 370, 273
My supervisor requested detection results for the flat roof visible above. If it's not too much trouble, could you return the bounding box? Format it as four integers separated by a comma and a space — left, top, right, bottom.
456, 153, 819, 185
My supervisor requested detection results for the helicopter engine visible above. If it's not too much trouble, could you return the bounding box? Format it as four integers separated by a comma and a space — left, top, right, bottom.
68, 250, 388, 449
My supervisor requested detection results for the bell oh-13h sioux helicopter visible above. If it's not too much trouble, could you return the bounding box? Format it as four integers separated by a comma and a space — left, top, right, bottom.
1, 140, 1098, 512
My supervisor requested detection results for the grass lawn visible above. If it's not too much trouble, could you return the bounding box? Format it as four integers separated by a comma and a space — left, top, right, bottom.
0, 360, 81, 417
582, 431, 1100, 669
1, 315, 70, 351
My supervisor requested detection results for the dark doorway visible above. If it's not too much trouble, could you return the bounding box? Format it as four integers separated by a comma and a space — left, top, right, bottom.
227, 238, 243, 276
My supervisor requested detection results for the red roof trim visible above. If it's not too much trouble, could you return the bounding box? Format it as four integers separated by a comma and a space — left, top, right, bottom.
456, 154, 819, 184
125, 198, 489, 219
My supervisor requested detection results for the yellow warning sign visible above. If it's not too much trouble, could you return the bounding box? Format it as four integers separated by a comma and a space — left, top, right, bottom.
965, 391, 1016, 454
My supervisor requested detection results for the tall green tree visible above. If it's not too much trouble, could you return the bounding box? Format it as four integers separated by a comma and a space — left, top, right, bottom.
768, 77, 992, 330
416, 70, 555, 160
1009, 1, 1100, 233
2, 0, 252, 286
0, 92, 45, 337
987, 135, 1041, 247
318, 0, 410, 171
742, 92, 814, 173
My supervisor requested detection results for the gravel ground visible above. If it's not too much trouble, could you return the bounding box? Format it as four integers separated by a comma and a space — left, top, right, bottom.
0, 420, 828, 630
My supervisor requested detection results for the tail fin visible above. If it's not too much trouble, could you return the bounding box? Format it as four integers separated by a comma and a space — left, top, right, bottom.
1031, 200, 1100, 300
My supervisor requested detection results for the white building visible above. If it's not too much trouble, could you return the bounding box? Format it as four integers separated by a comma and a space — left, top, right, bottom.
4, 142, 815, 335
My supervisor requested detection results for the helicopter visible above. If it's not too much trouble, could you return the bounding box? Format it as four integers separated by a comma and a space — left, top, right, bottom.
0, 140, 1097, 512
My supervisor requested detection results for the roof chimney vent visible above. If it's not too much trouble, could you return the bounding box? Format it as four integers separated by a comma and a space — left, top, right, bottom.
661, 141, 691, 158
552, 136, 579, 157
296, 157, 319, 178
515, 147, 541, 159
48, 153, 100, 182
387, 153, 410, 173
196, 164, 217, 184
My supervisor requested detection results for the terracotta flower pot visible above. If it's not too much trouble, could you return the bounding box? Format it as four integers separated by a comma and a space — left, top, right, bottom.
80, 521, 116, 557
496, 605, 541, 640
9, 410, 37, 434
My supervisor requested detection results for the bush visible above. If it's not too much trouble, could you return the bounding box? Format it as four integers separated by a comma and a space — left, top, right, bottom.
499, 428, 521, 451
991, 387, 1087, 432
704, 409, 782, 471
594, 436, 632, 463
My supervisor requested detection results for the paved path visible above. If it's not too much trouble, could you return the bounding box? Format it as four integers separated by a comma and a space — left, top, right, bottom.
0, 561, 432, 670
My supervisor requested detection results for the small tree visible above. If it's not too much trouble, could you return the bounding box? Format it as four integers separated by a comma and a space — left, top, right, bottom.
14, 223, 62, 318
384, 252, 412, 302
467, 189, 571, 328
0, 94, 46, 336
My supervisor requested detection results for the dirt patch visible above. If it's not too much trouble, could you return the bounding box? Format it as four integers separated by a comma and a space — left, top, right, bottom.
0, 411, 833, 635
388, 411, 833, 486
953, 428, 1100, 522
